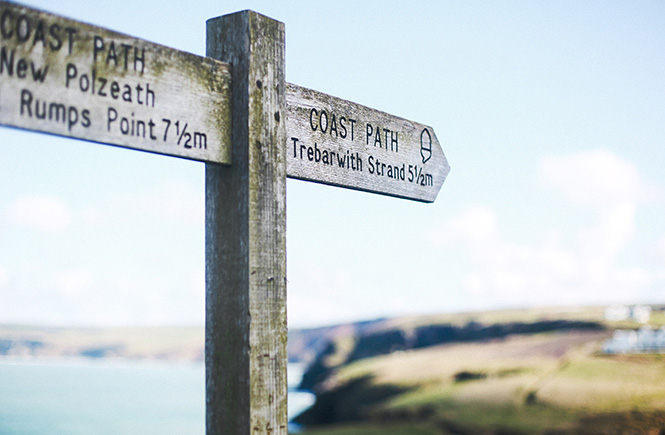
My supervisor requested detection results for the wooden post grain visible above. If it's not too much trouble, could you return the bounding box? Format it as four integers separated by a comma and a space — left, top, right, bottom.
205, 11, 287, 434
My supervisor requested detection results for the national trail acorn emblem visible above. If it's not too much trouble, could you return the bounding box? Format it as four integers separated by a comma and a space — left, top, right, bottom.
420, 128, 432, 164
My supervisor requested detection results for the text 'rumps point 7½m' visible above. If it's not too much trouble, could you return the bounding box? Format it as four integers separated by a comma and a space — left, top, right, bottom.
0, 0, 232, 164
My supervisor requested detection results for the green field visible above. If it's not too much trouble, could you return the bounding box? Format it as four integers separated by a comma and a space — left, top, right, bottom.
297, 306, 665, 434
3, 306, 664, 433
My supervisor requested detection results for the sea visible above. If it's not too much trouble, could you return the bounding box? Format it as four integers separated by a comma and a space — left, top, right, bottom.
0, 358, 315, 434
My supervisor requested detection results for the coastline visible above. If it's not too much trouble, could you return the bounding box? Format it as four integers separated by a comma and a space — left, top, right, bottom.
0, 356, 315, 433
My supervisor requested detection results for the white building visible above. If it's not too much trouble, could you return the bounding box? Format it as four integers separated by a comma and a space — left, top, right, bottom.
604, 304, 651, 323
604, 326, 665, 354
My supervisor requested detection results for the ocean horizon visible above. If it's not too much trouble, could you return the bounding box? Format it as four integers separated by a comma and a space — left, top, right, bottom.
0, 358, 314, 434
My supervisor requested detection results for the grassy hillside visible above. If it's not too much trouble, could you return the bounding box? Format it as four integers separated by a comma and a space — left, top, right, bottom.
295, 305, 665, 434
3, 305, 665, 433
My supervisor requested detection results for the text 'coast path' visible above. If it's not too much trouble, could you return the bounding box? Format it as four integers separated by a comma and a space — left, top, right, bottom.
0, 1, 232, 163
286, 83, 449, 203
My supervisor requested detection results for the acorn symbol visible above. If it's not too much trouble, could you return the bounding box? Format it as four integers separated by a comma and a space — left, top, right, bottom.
420, 128, 432, 164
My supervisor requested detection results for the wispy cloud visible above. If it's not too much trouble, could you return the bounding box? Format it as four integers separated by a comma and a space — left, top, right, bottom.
76, 180, 204, 229
3, 180, 203, 232
5, 195, 71, 232
0, 265, 7, 288
288, 260, 357, 327
55, 269, 95, 298
428, 150, 661, 309
539, 149, 659, 207
111, 180, 203, 225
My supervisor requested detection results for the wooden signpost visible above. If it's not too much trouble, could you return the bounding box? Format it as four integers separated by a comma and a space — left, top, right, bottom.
286, 84, 449, 202
0, 2, 449, 434
0, 1, 232, 163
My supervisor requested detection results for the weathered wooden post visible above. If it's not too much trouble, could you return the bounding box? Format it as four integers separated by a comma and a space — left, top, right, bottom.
0, 3, 448, 433
205, 11, 288, 434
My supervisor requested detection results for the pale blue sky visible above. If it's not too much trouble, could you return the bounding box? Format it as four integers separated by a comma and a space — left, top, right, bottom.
1, 0, 664, 327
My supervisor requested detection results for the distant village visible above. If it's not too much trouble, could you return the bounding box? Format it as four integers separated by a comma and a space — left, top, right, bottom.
603, 305, 665, 354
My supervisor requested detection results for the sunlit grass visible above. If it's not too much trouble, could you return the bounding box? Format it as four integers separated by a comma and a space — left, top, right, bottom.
300, 423, 439, 435
304, 326, 665, 433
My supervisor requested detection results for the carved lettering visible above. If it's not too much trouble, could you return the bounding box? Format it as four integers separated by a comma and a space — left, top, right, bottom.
65, 63, 155, 107
0, 46, 49, 82
92, 35, 145, 73
0, 9, 77, 54
308, 107, 355, 141
20, 88, 91, 131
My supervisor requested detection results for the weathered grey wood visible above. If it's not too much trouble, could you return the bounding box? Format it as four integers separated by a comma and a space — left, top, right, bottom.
286, 83, 450, 202
1, 3, 448, 433
205, 10, 287, 435
0, 1, 231, 164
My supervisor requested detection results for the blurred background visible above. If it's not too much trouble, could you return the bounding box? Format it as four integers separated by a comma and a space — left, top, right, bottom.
1, 1, 664, 433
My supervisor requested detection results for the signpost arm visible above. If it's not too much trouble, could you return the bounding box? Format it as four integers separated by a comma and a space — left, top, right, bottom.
205, 10, 287, 435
